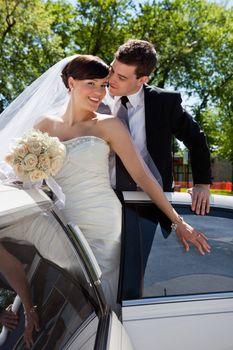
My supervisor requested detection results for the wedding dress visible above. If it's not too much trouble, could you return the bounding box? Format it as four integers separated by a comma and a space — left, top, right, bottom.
59, 135, 122, 309
1, 135, 122, 311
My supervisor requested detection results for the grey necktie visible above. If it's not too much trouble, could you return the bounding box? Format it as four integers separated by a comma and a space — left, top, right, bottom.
117, 96, 130, 129
116, 96, 163, 189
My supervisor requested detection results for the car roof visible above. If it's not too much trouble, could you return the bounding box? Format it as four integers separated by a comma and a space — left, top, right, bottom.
123, 191, 233, 209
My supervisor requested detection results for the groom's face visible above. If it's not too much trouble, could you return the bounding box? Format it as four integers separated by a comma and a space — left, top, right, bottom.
109, 59, 147, 96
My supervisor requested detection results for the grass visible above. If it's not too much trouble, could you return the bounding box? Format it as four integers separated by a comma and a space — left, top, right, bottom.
179, 188, 233, 196
210, 189, 233, 196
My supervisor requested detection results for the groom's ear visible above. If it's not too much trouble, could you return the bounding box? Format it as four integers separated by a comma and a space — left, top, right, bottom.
137, 75, 149, 86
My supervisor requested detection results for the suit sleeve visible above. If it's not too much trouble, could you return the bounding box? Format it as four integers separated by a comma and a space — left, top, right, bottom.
169, 93, 212, 185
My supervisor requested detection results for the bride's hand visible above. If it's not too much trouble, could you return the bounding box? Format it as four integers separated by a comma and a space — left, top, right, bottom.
175, 220, 211, 255
24, 307, 39, 349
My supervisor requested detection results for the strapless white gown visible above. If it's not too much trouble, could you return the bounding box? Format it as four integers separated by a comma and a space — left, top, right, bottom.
1, 136, 122, 311
59, 136, 122, 308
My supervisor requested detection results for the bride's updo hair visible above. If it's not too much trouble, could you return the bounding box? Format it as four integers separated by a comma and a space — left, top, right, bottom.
61, 54, 109, 89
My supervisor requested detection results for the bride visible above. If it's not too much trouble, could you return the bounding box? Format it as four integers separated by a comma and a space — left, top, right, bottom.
0, 54, 210, 315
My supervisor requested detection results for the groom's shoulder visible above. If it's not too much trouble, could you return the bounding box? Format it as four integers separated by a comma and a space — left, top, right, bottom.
144, 84, 181, 99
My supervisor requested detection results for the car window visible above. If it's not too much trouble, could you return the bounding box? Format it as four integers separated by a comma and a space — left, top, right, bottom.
1, 257, 99, 350
0, 191, 109, 350
120, 203, 233, 300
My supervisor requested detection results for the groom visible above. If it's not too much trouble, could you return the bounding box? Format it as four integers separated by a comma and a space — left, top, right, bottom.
98, 39, 211, 298
100, 39, 211, 213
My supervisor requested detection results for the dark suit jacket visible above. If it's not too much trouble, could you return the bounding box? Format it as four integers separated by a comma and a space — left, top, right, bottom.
143, 84, 211, 191
99, 85, 211, 234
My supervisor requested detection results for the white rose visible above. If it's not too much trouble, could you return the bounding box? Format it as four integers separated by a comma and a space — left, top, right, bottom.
14, 144, 28, 158
48, 142, 66, 158
30, 169, 46, 182
47, 144, 58, 157
26, 132, 43, 143
38, 154, 50, 171
27, 140, 42, 155
50, 156, 64, 176
23, 154, 38, 171
5, 153, 15, 166
13, 163, 28, 180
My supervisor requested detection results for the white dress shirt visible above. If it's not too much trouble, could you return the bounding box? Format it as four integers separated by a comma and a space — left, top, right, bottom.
103, 87, 146, 187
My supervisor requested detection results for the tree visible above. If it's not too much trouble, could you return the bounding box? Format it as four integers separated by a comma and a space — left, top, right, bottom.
46, 0, 78, 54
128, 0, 233, 163
0, 0, 64, 111
0, 0, 135, 110
70, 0, 135, 62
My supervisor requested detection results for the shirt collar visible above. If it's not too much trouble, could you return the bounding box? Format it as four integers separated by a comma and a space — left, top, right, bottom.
104, 86, 144, 108
127, 85, 144, 108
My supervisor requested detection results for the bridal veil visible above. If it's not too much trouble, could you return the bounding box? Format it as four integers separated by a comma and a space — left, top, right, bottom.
0, 55, 78, 161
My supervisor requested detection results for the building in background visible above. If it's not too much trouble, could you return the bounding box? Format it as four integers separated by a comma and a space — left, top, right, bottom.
173, 152, 232, 192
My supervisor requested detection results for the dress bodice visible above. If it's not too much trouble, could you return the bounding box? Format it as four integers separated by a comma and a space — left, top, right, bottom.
54, 134, 121, 243
55, 136, 112, 205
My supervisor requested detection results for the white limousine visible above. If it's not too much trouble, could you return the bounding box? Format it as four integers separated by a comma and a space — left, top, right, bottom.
0, 184, 233, 349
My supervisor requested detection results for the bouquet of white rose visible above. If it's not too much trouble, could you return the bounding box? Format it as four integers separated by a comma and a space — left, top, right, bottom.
5, 129, 66, 183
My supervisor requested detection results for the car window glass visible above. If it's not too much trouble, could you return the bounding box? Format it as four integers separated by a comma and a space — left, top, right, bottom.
121, 203, 233, 300
1, 258, 98, 350
0, 209, 98, 303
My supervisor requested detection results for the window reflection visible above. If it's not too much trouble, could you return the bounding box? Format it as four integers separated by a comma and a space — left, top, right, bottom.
1, 257, 98, 350
28, 260, 97, 350
121, 204, 233, 300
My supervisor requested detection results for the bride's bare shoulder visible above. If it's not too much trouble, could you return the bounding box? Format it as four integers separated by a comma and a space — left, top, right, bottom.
95, 113, 126, 141
34, 115, 62, 133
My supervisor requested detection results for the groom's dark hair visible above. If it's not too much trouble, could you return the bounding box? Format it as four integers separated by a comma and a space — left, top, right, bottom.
115, 39, 157, 78
61, 55, 109, 89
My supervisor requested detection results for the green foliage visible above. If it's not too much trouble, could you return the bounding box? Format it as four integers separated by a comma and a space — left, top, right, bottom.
218, 115, 233, 164
129, 0, 233, 164
172, 137, 183, 156
0, 0, 64, 108
71, 0, 135, 62
46, 0, 77, 53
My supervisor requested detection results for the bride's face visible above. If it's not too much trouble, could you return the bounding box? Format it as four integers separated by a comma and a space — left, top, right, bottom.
69, 77, 108, 111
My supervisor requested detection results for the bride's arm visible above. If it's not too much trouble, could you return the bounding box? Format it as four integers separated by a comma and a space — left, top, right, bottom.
0, 243, 39, 348
102, 118, 211, 255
